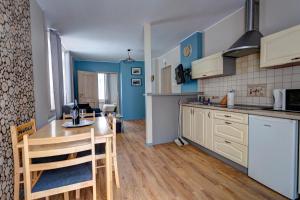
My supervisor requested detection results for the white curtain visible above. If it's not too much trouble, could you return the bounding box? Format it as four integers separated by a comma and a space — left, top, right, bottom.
49, 30, 64, 119
104, 73, 119, 112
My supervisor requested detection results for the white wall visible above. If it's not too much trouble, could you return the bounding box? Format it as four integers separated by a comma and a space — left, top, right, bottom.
260, 0, 300, 36
204, 8, 245, 56
30, 0, 50, 128
156, 46, 181, 93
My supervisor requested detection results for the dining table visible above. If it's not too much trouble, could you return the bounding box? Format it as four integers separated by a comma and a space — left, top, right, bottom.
17, 116, 114, 200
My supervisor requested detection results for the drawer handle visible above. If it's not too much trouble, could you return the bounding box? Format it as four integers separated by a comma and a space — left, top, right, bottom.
225, 140, 231, 144
225, 122, 232, 125
264, 124, 271, 127
202, 74, 207, 77
291, 57, 300, 61
224, 115, 231, 118
208, 112, 211, 118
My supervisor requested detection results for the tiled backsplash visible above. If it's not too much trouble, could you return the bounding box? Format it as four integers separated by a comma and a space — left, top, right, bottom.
200, 54, 300, 106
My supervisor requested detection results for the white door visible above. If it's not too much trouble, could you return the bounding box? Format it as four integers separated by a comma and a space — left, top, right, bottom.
193, 108, 205, 145
182, 106, 192, 141
78, 71, 99, 107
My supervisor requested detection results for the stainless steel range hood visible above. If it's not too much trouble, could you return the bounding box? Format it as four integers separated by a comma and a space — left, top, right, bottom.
223, 0, 263, 58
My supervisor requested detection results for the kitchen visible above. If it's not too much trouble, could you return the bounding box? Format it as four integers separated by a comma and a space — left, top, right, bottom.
147, 0, 300, 199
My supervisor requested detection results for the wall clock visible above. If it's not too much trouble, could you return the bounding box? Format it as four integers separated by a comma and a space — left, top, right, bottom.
183, 44, 192, 57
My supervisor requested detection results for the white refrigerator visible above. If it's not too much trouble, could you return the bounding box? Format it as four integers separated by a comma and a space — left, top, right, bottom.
248, 115, 298, 199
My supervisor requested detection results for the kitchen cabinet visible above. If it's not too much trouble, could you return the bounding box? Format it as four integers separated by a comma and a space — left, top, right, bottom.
260, 24, 300, 68
182, 106, 193, 141
214, 136, 248, 167
204, 110, 214, 150
181, 106, 213, 150
213, 110, 249, 167
191, 52, 235, 79
214, 119, 248, 146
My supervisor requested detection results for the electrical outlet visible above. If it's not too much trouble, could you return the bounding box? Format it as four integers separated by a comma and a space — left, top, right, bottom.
247, 84, 267, 97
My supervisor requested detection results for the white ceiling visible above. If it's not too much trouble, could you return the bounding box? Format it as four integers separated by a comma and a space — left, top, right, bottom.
36, 0, 244, 61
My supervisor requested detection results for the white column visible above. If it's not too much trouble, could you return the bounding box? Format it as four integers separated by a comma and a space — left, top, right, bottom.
144, 23, 153, 145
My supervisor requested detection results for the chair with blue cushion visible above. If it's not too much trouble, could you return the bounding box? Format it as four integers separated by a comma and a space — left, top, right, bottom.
10, 119, 69, 200
22, 129, 99, 200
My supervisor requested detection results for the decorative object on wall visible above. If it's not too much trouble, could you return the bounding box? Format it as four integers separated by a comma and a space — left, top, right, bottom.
131, 67, 141, 75
131, 78, 142, 86
0, 0, 35, 198
247, 84, 267, 97
123, 49, 135, 63
183, 44, 192, 57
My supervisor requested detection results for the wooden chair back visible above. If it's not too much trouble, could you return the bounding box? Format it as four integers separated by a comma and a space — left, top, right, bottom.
63, 111, 96, 121
22, 129, 97, 200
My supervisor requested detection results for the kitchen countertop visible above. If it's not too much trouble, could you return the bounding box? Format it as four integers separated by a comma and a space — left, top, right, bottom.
145, 92, 202, 96
182, 103, 300, 120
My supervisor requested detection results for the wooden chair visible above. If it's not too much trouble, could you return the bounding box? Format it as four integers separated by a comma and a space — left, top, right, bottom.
10, 119, 36, 200
22, 129, 99, 200
96, 115, 120, 188
63, 111, 96, 121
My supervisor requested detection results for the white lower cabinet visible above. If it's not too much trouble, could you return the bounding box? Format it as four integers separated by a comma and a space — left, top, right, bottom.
182, 105, 249, 167
181, 106, 213, 150
214, 136, 248, 167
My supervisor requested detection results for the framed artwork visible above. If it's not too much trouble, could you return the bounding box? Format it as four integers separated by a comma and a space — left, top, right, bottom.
183, 44, 192, 57
131, 78, 142, 86
131, 67, 141, 75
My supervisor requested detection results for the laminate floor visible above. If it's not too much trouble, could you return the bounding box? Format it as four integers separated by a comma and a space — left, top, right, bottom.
50, 120, 287, 200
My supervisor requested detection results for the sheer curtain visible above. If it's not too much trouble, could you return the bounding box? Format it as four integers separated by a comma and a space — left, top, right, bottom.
49, 30, 64, 119
104, 73, 119, 112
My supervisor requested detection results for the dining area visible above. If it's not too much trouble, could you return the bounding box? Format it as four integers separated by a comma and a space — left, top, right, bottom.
10, 113, 120, 200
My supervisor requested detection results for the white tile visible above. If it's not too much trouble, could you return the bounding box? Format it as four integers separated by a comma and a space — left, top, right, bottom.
274, 82, 283, 89
267, 76, 274, 84
292, 73, 300, 82
266, 69, 274, 77
292, 81, 300, 89
275, 68, 283, 76
293, 66, 300, 74
283, 82, 292, 89
283, 75, 292, 83
275, 75, 283, 83
283, 67, 293, 75
259, 71, 267, 78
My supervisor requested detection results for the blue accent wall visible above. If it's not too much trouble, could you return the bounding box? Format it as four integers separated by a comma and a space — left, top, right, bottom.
119, 61, 145, 120
73, 60, 145, 120
180, 32, 203, 92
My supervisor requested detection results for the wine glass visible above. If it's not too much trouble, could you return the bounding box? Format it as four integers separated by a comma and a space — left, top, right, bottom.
79, 109, 86, 120
71, 109, 78, 125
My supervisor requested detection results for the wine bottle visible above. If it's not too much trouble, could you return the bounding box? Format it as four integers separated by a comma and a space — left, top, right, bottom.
72, 99, 80, 125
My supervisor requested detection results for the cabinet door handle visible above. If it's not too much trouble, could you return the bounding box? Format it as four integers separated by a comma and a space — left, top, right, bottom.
225, 121, 231, 125
291, 57, 300, 61
225, 140, 231, 144
224, 115, 231, 118
202, 74, 207, 77
264, 124, 271, 127
208, 112, 210, 118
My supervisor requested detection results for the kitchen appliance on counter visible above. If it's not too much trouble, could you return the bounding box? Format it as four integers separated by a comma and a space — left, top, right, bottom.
273, 89, 300, 112
273, 89, 285, 110
249, 115, 298, 199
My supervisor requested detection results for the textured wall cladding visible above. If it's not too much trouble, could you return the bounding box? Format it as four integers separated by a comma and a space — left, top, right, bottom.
0, 0, 35, 199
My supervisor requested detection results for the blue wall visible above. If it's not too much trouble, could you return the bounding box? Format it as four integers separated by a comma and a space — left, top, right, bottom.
73, 60, 145, 120
74, 61, 120, 99
120, 61, 145, 120
180, 32, 203, 92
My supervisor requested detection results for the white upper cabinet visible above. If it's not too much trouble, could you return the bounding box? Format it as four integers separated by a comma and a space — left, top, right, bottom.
260, 24, 300, 68
191, 52, 235, 79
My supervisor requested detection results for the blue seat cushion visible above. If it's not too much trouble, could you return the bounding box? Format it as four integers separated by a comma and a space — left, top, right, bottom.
77, 143, 105, 157
32, 154, 68, 164
32, 162, 92, 193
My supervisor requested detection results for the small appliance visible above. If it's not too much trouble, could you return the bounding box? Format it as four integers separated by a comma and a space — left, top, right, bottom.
273, 89, 300, 112
227, 90, 235, 108
273, 89, 284, 110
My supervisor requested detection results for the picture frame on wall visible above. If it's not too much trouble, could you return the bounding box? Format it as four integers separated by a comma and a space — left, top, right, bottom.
131, 78, 142, 86
131, 67, 141, 75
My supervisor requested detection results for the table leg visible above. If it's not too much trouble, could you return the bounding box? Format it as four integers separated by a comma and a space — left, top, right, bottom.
106, 137, 113, 200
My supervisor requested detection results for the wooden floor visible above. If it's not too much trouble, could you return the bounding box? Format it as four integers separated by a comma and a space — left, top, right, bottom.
50, 120, 287, 200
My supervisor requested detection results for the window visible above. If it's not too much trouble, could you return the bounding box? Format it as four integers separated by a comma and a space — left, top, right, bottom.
47, 31, 55, 110
62, 46, 72, 104
98, 73, 105, 102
